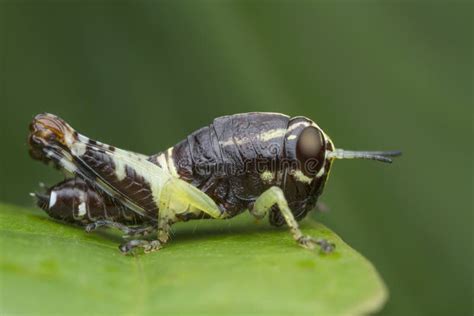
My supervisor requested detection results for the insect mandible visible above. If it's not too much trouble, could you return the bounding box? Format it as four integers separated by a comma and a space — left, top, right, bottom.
28, 112, 401, 254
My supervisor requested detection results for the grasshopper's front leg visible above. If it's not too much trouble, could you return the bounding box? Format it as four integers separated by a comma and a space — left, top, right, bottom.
250, 186, 335, 253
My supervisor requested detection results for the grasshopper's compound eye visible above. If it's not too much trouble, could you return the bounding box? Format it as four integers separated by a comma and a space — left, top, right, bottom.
296, 126, 325, 176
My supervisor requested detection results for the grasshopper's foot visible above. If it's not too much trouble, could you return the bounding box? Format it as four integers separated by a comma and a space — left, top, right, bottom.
298, 236, 335, 254
119, 239, 163, 255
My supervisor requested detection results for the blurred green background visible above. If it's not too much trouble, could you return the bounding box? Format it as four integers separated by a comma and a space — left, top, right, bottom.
0, 1, 471, 315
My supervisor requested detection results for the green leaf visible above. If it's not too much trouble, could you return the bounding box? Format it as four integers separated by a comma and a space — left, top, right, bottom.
0, 203, 387, 315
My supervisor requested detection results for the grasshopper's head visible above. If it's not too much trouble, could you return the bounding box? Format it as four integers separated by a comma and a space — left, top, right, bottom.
285, 116, 402, 195
268, 116, 401, 227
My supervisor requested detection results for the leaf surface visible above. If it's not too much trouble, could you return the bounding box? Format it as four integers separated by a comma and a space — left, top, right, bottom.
0, 203, 387, 315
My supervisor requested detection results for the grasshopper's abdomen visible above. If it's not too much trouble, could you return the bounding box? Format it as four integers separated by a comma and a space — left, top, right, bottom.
35, 177, 145, 225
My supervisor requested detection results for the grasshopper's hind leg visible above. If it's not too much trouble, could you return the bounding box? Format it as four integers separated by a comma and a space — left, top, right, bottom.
86, 222, 163, 254
85, 221, 164, 254
118, 219, 172, 254
85, 220, 157, 238
250, 186, 334, 253
88, 219, 172, 254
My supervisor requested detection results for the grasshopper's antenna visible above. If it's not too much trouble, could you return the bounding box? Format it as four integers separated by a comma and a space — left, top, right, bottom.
327, 149, 402, 163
